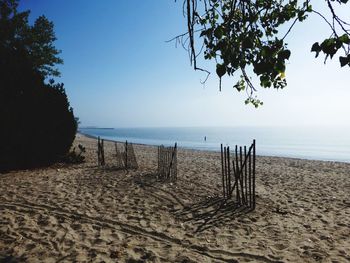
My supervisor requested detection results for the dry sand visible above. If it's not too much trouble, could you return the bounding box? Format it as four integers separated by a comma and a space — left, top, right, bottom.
1, 133, 349, 262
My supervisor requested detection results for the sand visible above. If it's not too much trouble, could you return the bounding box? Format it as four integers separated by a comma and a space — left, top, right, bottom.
1, 133, 349, 262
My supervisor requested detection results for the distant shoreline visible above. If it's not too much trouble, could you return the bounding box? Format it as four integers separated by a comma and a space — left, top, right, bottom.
79, 127, 114, 130
76, 132, 350, 164
77, 132, 160, 149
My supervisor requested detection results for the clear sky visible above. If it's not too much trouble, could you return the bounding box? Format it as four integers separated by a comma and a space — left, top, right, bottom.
20, 1, 350, 128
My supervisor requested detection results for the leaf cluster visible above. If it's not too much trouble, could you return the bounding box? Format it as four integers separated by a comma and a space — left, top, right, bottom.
0, 0, 63, 78
180, 0, 350, 107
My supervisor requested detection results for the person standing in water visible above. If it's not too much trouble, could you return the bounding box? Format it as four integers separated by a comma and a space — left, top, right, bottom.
204, 136, 206, 142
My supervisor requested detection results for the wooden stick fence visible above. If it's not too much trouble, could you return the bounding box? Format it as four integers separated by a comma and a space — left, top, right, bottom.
112, 140, 138, 170
97, 138, 138, 169
123, 140, 138, 170
114, 142, 124, 168
157, 143, 177, 182
221, 140, 256, 209
97, 136, 105, 166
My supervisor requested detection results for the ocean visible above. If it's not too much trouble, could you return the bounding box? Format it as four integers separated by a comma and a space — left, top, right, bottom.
79, 126, 350, 163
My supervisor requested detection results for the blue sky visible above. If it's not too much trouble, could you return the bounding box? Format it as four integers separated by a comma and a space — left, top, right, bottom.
20, 1, 350, 128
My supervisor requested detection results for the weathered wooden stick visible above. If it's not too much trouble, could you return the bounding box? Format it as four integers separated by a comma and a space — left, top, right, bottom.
115, 142, 118, 165
163, 147, 165, 178
249, 144, 252, 208
102, 139, 105, 166
162, 146, 165, 178
166, 148, 168, 179
244, 145, 248, 204
235, 145, 240, 204
239, 146, 245, 205
229, 158, 236, 198
174, 143, 177, 180
97, 137, 100, 166
225, 146, 229, 199
221, 144, 225, 199
157, 146, 160, 176
227, 146, 231, 199
125, 140, 128, 170
167, 143, 177, 180
253, 139, 256, 209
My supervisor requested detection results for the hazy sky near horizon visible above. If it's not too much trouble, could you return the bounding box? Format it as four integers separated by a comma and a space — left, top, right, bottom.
21, 1, 350, 128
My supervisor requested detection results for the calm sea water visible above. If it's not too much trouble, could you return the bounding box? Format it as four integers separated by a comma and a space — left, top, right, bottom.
79, 127, 350, 163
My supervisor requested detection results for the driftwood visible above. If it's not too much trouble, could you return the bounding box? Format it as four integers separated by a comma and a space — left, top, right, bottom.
221, 140, 256, 209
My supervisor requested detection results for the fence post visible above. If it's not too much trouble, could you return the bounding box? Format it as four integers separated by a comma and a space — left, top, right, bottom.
221, 144, 225, 199
244, 146, 248, 205
227, 146, 231, 199
235, 145, 240, 204
174, 143, 177, 180
252, 139, 256, 209
125, 140, 128, 170
101, 139, 105, 166
249, 145, 252, 208
239, 146, 246, 205
97, 137, 100, 166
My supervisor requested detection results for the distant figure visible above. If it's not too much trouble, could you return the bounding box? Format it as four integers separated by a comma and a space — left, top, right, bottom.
204, 136, 206, 142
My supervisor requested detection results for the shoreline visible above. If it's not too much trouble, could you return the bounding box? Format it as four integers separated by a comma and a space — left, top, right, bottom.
77, 132, 350, 165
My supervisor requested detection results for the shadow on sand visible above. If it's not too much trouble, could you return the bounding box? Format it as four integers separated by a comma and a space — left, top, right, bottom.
174, 196, 254, 233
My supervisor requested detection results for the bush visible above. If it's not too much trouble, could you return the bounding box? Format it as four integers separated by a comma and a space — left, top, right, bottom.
0, 47, 77, 171
63, 144, 86, 164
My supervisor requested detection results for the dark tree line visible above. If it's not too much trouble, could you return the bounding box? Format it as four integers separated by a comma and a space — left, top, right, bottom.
0, 0, 77, 171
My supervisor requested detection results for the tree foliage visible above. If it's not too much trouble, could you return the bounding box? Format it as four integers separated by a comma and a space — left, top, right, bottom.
0, 0, 63, 78
175, 0, 350, 106
0, 0, 77, 171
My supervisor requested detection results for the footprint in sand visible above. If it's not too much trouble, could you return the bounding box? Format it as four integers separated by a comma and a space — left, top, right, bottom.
71, 223, 82, 230
273, 242, 289, 251
126, 247, 157, 263
139, 219, 148, 228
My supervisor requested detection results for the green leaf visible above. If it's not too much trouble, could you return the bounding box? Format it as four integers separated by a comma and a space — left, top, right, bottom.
275, 62, 286, 73
214, 26, 224, 39
242, 37, 253, 49
216, 63, 226, 77
279, 49, 291, 60
339, 34, 350, 44
311, 42, 321, 58
339, 56, 349, 67
306, 4, 313, 12
311, 42, 320, 52
320, 38, 338, 57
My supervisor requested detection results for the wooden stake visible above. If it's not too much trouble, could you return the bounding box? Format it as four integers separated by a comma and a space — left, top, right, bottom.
125, 140, 128, 170
239, 146, 245, 205
235, 145, 240, 204
221, 144, 225, 199
253, 139, 256, 209
244, 145, 248, 204
97, 137, 100, 166
249, 144, 252, 208
227, 146, 231, 199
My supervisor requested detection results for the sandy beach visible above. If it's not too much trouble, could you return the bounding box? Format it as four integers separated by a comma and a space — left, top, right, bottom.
1, 133, 349, 262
